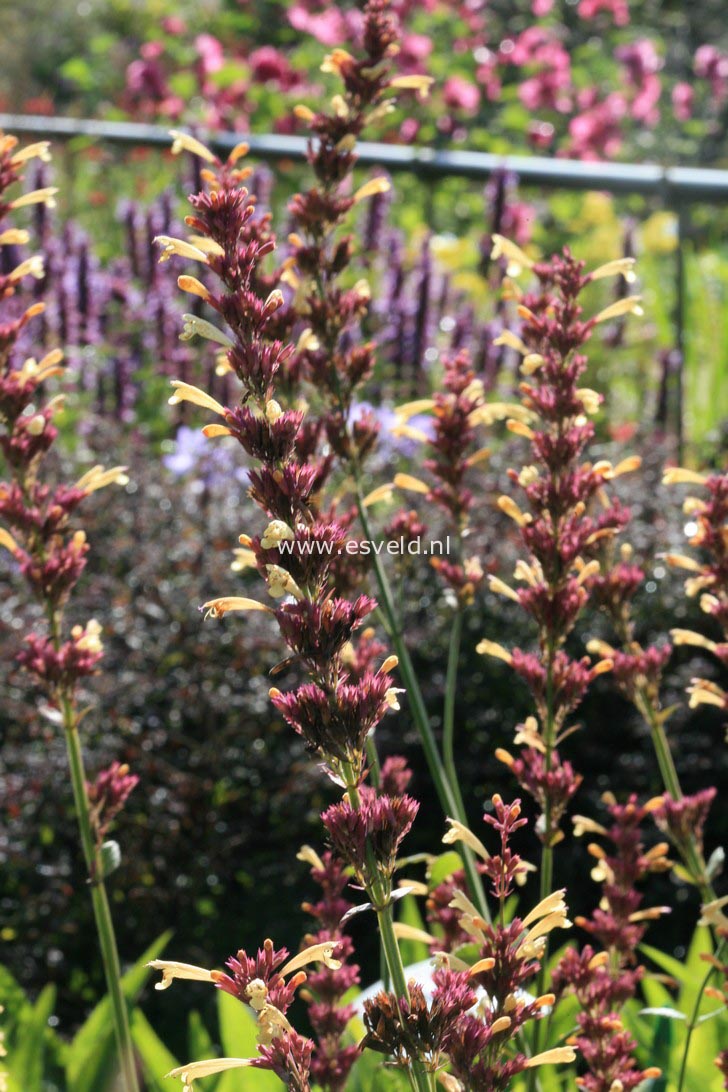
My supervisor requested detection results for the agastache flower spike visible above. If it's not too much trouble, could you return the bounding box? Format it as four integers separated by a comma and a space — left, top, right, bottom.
0, 132, 139, 1091
160, 39, 433, 1086
664, 469, 728, 720
553, 795, 667, 1091
416, 800, 576, 1087
151, 937, 320, 1090
482, 246, 642, 862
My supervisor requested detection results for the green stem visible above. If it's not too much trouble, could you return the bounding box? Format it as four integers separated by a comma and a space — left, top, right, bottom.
635, 689, 716, 903
352, 475, 491, 923
528, 649, 556, 1092
344, 777, 432, 1092
443, 610, 467, 821
62, 704, 139, 1092
677, 938, 725, 1092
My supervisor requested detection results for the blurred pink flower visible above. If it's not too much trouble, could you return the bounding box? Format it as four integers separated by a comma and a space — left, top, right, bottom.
195, 34, 225, 79
528, 119, 555, 149
578, 0, 630, 25
616, 39, 661, 83
442, 75, 480, 114
509, 28, 572, 112
694, 44, 728, 102
289, 3, 353, 46
672, 81, 694, 121
249, 46, 299, 89
399, 33, 433, 69
161, 15, 186, 35
569, 92, 627, 158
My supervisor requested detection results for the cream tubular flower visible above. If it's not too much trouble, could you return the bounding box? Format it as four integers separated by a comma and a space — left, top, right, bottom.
525, 1047, 577, 1068
476, 639, 513, 665
389, 74, 435, 98
148, 960, 216, 991
179, 315, 234, 348
10, 187, 58, 209
589, 257, 637, 283
11, 141, 52, 166
170, 130, 217, 162
280, 941, 342, 975
490, 234, 535, 276
167, 1057, 255, 1088
266, 565, 304, 600
75, 465, 129, 494
168, 381, 226, 416
593, 296, 643, 323
155, 236, 210, 264
202, 596, 272, 619
443, 818, 490, 862
670, 628, 717, 652
662, 467, 707, 487
260, 520, 295, 549
9, 256, 44, 282
493, 330, 529, 355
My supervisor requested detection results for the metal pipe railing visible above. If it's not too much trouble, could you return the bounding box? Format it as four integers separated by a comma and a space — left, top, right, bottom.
3, 111, 725, 451
2, 112, 728, 201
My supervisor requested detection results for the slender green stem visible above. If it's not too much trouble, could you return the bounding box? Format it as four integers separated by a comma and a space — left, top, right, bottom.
352, 474, 491, 923
62, 705, 139, 1092
677, 938, 725, 1092
443, 610, 467, 821
344, 777, 432, 1092
527, 649, 556, 1092
634, 688, 716, 903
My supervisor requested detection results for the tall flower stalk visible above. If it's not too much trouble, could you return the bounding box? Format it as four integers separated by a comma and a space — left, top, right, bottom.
285, 0, 494, 924
553, 795, 668, 1091
587, 536, 718, 899
477, 241, 644, 1069
0, 133, 138, 1091
480, 240, 641, 899
156, 131, 432, 1091
362, 798, 577, 1089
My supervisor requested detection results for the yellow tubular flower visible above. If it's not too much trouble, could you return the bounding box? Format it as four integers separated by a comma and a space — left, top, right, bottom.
526, 1047, 577, 1068
393, 472, 430, 495
167, 1058, 255, 1089
389, 74, 435, 98
202, 597, 272, 619
593, 296, 643, 323
476, 639, 513, 664
443, 818, 490, 862
10, 187, 58, 210
490, 234, 535, 276
75, 465, 129, 494
179, 315, 234, 348
155, 236, 210, 264
280, 942, 342, 975
147, 960, 216, 990
589, 257, 637, 283
353, 177, 391, 203
168, 381, 226, 416
494, 330, 529, 355
661, 467, 707, 487
170, 130, 217, 163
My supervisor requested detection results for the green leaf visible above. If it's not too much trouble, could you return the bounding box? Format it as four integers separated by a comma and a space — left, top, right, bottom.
347, 1047, 410, 1091
0, 964, 30, 1028
426, 851, 463, 889
216, 990, 282, 1091
640, 1006, 687, 1020
67, 930, 172, 1092
188, 1009, 219, 1066
131, 1009, 180, 1092
396, 895, 430, 967
6, 984, 56, 1092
